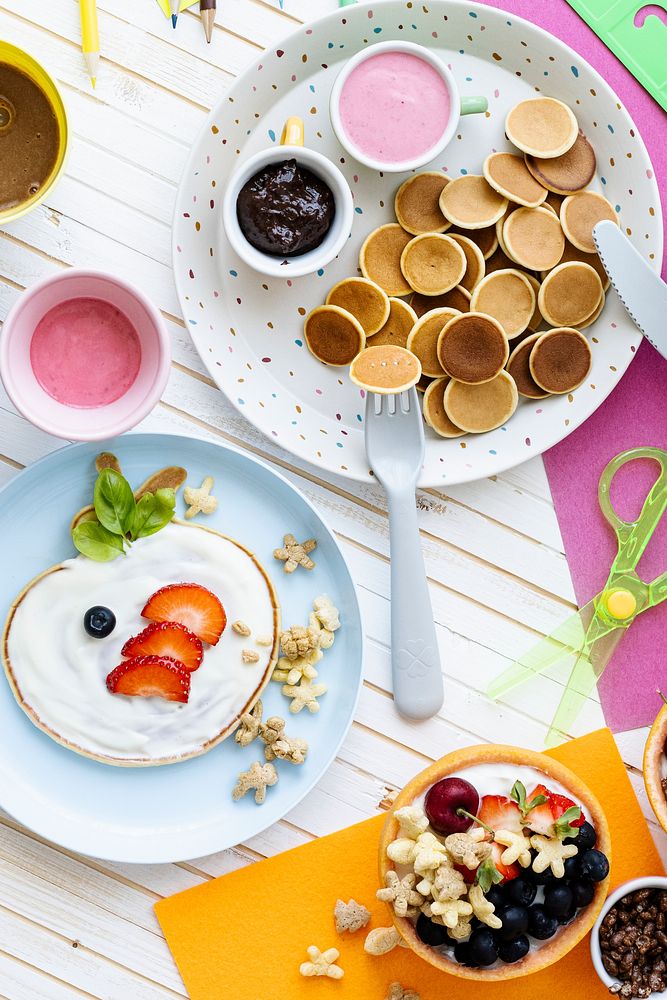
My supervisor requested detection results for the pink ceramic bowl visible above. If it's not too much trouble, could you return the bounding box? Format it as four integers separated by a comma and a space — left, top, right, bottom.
0, 270, 170, 441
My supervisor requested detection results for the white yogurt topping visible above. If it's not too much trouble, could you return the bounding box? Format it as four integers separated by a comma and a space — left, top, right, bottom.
5, 522, 278, 761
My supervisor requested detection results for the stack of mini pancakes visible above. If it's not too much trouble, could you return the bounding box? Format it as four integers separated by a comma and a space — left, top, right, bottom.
304, 96, 619, 438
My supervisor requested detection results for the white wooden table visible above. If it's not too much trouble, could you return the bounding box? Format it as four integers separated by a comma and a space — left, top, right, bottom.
0, 1, 664, 996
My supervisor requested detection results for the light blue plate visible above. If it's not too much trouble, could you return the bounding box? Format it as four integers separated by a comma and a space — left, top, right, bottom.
0, 434, 363, 863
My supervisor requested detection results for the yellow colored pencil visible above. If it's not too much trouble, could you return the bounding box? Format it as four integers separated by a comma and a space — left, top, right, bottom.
79, 0, 100, 89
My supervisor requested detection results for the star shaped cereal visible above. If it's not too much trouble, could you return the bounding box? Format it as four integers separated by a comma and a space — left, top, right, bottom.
299, 945, 344, 980
234, 699, 262, 747
377, 871, 423, 919
232, 761, 278, 805
184, 476, 217, 518
274, 533, 317, 573
364, 927, 407, 956
445, 832, 492, 869
312, 594, 341, 632
468, 884, 502, 929
430, 897, 473, 928
282, 677, 328, 714
334, 899, 371, 934
386, 837, 418, 866
394, 804, 429, 840
260, 716, 308, 765
413, 831, 450, 876
530, 834, 578, 878
272, 647, 323, 685
386, 983, 420, 1000
280, 623, 321, 661
495, 828, 532, 867
447, 913, 474, 941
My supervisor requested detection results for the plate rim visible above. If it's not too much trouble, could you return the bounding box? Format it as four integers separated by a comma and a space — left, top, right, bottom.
0, 431, 365, 863
172, 0, 663, 487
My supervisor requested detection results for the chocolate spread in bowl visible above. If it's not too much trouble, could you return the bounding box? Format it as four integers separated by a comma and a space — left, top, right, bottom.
236, 158, 335, 257
0, 62, 60, 212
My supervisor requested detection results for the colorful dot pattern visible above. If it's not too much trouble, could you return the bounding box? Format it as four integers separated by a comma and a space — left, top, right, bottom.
172, 0, 662, 486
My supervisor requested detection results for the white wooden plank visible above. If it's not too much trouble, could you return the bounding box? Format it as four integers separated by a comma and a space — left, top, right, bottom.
0, 951, 93, 1000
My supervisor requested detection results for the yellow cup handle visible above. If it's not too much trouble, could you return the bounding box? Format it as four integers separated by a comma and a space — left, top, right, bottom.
280, 116, 305, 146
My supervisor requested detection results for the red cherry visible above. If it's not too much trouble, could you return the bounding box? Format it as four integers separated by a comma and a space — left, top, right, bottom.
425, 777, 479, 835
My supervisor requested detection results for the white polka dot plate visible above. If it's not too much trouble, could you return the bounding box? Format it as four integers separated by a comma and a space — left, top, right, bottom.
172, 0, 662, 486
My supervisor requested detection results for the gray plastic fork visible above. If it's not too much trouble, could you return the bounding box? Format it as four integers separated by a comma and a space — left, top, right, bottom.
364, 387, 444, 720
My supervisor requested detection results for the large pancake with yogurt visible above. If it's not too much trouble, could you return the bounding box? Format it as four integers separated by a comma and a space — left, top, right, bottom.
2, 520, 280, 766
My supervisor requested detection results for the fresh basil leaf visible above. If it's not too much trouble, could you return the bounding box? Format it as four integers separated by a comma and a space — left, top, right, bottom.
131, 487, 176, 539
72, 521, 125, 561
93, 469, 136, 536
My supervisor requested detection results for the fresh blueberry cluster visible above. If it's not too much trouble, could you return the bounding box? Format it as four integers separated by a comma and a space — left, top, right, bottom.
415, 821, 609, 968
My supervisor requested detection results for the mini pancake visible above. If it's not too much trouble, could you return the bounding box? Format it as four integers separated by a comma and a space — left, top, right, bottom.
483, 152, 547, 208
422, 377, 465, 438
437, 312, 509, 384
525, 131, 597, 195
406, 307, 460, 377
360, 223, 413, 296
545, 239, 610, 291
400, 233, 467, 296
367, 297, 417, 349
505, 97, 578, 158
450, 224, 498, 259
506, 332, 550, 398
439, 175, 508, 229
326, 277, 390, 336
304, 305, 365, 366
538, 261, 603, 328
578, 288, 605, 330
560, 191, 619, 253
443, 371, 518, 433
469, 269, 536, 339
529, 328, 592, 393
410, 285, 470, 317
524, 273, 544, 331
349, 344, 421, 394
394, 171, 450, 235
503, 206, 565, 271
448, 233, 485, 292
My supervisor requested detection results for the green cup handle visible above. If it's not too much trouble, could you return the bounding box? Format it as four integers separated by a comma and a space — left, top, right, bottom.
460, 96, 488, 116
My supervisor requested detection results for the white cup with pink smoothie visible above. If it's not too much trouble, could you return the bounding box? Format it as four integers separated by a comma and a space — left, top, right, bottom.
330, 41, 488, 172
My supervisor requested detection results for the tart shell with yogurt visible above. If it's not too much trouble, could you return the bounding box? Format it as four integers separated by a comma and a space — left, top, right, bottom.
643, 703, 667, 834
378, 743, 611, 980
2, 520, 280, 767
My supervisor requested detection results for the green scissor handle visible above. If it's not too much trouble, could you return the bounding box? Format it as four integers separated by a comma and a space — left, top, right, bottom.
598, 446, 667, 580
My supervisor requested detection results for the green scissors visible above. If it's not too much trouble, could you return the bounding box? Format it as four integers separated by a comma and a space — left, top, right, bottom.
487, 446, 667, 747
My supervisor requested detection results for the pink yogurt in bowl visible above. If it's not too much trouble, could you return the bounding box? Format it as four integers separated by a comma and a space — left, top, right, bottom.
0, 270, 170, 441
330, 41, 487, 172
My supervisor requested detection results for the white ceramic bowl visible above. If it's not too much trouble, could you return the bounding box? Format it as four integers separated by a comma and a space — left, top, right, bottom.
221, 144, 354, 279
329, 40, 485, 172
590, 876, 667, 995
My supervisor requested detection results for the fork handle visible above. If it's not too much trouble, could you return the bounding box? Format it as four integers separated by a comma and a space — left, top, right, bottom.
388, 489, 444, 720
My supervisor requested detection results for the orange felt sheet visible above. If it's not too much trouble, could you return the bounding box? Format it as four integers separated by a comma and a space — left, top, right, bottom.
155, 729, 664, 999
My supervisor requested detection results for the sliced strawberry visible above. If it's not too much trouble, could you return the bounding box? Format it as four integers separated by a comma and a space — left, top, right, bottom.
549, 792, 585, 829
106, 655, 190, 703
523, 784, 555, 835
142, 583, 226, 645
478, 795, 523, 835
122, 622, 203, 672
490, 840, 520, 883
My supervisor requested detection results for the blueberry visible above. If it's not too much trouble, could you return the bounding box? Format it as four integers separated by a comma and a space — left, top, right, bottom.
497, 905, 529, 941
571, 880, 595, 908
454, 941, 477, 967
526, 866, 557, 886
579, 849, 609, 883
527, 904, 559, 940
497, 934, 530, 964
544, 884, 574, 918
565, 820, 596, 850
504, 877, 537, 908
558, 901, 578, 925
485, 885, 506, 912
562, 856, 581, 880
83, 606, 116, 638
416, 912, 448, 947
468, 927, 499, 967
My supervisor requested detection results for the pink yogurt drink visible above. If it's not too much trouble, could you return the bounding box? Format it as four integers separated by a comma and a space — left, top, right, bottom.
338, 51, 451, 164
30, 296, 141, 408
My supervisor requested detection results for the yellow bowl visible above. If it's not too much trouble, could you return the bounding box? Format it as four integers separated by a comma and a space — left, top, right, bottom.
378, 744, 612, 981
643, 703, 667, 833
0, 42, 69, 225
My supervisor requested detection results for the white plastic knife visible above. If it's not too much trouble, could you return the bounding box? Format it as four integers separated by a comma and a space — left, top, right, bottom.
593, 220, 667, 361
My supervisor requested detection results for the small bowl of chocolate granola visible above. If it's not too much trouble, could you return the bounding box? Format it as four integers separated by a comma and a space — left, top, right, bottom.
591, 877, 667, 998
